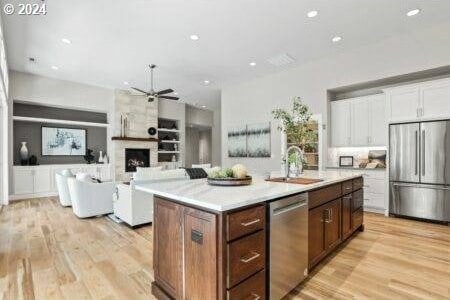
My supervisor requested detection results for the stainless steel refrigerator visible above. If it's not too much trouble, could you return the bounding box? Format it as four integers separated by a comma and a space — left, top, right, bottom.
389, 121, 450, 222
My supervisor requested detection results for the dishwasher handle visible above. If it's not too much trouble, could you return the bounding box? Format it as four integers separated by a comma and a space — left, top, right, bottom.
272, 200, 307, 216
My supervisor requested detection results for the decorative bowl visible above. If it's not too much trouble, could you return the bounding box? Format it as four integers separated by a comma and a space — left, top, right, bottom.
207, 176, 252, 186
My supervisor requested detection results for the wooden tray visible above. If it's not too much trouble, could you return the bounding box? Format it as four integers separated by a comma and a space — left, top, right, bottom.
266, 177, 323, 185
207, 176, 252, 186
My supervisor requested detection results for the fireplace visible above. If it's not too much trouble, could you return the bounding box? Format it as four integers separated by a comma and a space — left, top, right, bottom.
125, 148, 150, 172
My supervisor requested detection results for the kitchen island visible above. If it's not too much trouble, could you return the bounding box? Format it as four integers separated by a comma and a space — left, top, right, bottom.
136, 170, 364, 300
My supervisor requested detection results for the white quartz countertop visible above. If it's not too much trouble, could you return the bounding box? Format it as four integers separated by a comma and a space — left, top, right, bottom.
135, 170, 363, 212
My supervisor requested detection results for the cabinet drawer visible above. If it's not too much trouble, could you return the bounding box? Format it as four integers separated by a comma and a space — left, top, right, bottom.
228, 231, 265, 288
227, 270, 265, 300
342, 180, 353, 195
352, 207, 363, 231
352, 189, 364, 211
353, 177, 364, 191
227, 205, 265, 241
309, 184, 342, 209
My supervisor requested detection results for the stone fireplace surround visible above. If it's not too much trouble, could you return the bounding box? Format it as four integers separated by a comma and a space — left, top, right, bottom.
112, 90, 158, 181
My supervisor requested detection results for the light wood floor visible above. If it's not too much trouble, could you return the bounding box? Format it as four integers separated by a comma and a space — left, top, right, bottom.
1, 197, 449, 300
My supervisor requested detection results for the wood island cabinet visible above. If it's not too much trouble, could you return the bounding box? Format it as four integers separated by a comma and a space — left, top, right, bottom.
152, 176, 363, 299
308, 178, 364, 269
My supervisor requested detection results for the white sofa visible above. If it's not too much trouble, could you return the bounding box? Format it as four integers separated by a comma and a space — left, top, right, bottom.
114, 168, 188, 226
55, 170, 74, 207
67, 174, 115, 218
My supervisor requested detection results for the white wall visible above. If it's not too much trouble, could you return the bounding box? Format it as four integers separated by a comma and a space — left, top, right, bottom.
8, 71, 114, 193
221, 21, 450, 174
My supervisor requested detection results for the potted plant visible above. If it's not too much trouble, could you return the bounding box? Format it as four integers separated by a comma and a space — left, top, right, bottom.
272, 97, 315, 175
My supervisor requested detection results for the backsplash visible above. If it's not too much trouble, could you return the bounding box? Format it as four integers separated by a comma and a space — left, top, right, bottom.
328, 147, 387, 168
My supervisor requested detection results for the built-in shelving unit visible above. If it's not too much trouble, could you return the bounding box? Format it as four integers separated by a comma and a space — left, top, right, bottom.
158, 118, 182, 164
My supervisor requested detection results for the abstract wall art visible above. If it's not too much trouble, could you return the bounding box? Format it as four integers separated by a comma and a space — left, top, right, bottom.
42, 126, 86, 156
227, 122, 271, 158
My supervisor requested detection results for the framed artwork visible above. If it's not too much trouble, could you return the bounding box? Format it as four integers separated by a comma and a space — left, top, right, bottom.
42, 126, 87, 156
227, 122, 271, 158
339, 156, 354, 167
247, 122, 271, 157
227, 125, 247, 157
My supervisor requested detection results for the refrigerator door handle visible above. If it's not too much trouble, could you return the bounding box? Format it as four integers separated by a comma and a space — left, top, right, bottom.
415, 130, 418, 175
392, 182, 450, 190
422, 130, 426, 176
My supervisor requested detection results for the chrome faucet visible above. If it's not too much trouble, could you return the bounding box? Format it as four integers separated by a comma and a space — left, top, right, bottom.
285, 145, 304, 180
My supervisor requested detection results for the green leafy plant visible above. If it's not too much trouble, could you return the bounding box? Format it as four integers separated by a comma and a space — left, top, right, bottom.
272, 97, 317, 150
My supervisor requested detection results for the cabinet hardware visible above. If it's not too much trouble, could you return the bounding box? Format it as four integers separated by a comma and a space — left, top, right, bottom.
240, 252, 260, 263
251, 293, 261, 300
325, 208, 332, 223
240, 219, 260, 227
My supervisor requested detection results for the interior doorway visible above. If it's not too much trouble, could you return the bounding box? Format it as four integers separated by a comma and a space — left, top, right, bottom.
185, 125, 212, 168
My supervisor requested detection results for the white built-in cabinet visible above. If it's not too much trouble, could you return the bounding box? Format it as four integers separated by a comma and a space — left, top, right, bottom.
385, 78, 450, 122
12, 164, 111, 200
330, 94, 386, 147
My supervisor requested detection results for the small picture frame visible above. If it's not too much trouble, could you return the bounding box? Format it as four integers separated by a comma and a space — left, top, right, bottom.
339, 156, 354, 167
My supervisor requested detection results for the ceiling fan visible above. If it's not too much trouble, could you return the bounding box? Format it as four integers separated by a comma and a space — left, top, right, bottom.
131, 64, 179, 102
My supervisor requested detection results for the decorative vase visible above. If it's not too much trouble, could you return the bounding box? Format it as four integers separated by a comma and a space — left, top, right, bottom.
103, 154, 108, 164
98, 151, 104, 163
20, 142, 29, 165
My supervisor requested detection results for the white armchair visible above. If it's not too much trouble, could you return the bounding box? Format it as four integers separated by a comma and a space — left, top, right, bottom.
114, 169, 188, 226
67, 176, 115, 218
55, 170, 73, 207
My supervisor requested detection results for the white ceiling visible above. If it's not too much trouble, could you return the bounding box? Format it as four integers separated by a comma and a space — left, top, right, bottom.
2, 0, 450, 110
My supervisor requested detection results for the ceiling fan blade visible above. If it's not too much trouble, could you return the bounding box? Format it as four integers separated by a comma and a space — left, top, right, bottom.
157, 89, 174, 95
131, 87, 149, 94
158, 95, 179, 100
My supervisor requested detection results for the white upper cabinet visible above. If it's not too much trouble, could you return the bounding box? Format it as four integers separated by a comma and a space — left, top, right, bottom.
331, 94, 386, 147
386, 87, 420, 122
331, 100, 351, 147
385, 78, 450, 123
351, 98, 370, 146
421, 80, 450, 119
369, 94, 387, 146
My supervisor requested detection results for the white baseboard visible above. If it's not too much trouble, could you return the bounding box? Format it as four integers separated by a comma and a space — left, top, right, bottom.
363, 206, 386, 214
9, 192, 58, 201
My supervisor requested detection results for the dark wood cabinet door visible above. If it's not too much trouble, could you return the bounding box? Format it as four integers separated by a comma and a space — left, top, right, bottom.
341, 195, 352, 240
153, 197, 183, 299
308, 205, 326, 267
183, 207, 217, 300
324, 199, 341, 251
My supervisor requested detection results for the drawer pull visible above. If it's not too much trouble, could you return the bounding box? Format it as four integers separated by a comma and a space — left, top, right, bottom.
240, 252, 260, 263
240, 219, 261, 227
251, 293, 261, 300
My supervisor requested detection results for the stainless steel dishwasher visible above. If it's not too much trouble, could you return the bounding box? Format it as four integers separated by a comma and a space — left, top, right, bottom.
269, 193, 308, 300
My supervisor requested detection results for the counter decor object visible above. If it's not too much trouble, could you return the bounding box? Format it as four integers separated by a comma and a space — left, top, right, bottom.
207, 164, 252, 186
84, 149, 95, 164
98, 151, 104, 163
339, 156, 354, 167
28, 155, 38, 166
20, 142, 29, 165
207, 175, 253, 186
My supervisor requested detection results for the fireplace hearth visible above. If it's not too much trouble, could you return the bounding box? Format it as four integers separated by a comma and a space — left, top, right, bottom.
125, 148, 150, 172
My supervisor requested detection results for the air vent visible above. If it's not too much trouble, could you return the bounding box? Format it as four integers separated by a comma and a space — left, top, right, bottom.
267, 53, 296, 67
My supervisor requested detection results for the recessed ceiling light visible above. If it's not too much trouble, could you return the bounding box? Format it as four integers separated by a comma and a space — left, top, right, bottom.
406, 9, 420, 17
203, 80, 210, 85
123, 81, 129, 85
51, 66, 59, 70
332, 36, 342, 43
190, 34, 199, 41
249, 62, 256, 67
307, 10, 318, 18
174, 92, 178, 95
201, 105, 207, 108
61, 38, 71, 44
